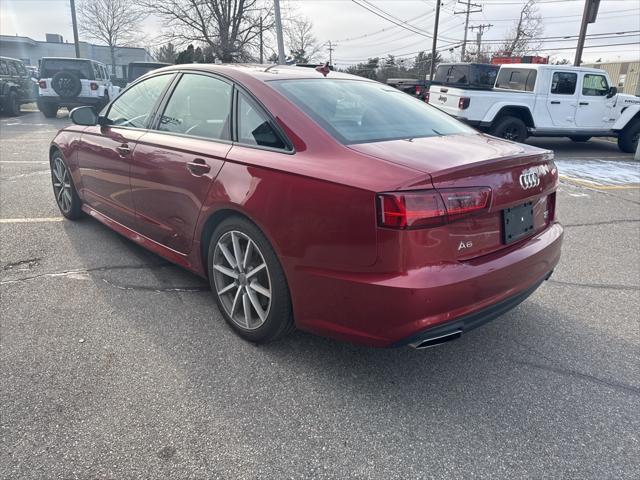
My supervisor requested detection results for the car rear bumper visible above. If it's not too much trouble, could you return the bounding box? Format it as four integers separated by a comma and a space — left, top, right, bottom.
38, 96, 102, 108
290, 222, 563, 348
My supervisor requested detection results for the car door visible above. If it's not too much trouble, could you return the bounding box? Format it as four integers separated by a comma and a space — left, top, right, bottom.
129, 72, 232, 254
546, 71, 578, 127
13, 61, 34, 102
575, 72, 614, 128
78, 73, 174, 227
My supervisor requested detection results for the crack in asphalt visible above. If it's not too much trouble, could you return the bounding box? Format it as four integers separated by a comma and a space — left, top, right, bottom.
101, 278, 209, 293
548, 279, 639, 291
2, 257, 41, 271
512, 359, 640, 396
563, 219, 640, 228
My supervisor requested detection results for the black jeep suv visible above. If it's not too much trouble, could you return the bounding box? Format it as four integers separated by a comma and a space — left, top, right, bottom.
0, 56, 36, 116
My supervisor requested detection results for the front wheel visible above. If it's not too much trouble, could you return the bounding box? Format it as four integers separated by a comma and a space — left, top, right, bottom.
40, 102, 58, 118
489, 116, 528, 143
208, 217, 294, 343
617, 120, 640, 153
51, 151, 83, 219
5, 91, 20, 116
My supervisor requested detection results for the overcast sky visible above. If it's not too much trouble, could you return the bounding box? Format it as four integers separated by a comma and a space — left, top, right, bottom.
1, 0, 639, 64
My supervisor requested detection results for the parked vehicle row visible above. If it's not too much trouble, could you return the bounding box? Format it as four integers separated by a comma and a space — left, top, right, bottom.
428, 64, 640, 153
51, 64, 562, 348
0, 56, 37, 116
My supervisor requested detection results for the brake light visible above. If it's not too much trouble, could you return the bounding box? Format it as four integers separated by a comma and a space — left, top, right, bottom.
458, 97, 470, 110
415, 85, 422, 96
90, 82, 99, 91
377, 188, 491, 229
424, 91, 430, 102
38, 80, 46, 89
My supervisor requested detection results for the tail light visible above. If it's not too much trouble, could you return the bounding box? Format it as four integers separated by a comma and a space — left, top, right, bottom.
415, 86, 422, 96
546, 192, 556, 223
458, 97, 470, 109
38, 80, 46, 89
377, 188, 491, 229
424, 92, 430, 103
90, 82, 99, 91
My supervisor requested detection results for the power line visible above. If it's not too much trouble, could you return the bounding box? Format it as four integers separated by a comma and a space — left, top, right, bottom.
454, 0, 483, 60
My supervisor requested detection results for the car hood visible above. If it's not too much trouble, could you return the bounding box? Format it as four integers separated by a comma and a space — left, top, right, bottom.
347, 133, 549, 176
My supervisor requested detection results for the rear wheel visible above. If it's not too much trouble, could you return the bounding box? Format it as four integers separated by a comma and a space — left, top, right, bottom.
51, 151, 82, 219
40, 102, 58, 118
569, 136, 591, 142
5, 91, 20, 116
490, 116, 528, 143
208, 217, 294, 343
617, 120, 640, 153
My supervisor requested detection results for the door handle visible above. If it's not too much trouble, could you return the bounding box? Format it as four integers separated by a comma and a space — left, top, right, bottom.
116, 143, 131, 156
579, 102, 589, 106
550, 101, 560, 104
186, 158, 211, 175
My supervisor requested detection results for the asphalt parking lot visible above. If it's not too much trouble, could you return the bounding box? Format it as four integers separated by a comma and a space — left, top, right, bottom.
1, 108, 639, 479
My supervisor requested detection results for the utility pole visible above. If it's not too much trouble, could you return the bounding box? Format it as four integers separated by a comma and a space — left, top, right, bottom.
574, 0, 601, 66
469, 24, 493, 60
273, 0, 286, 64
69, 0, 81, 58
429, 0, 442, 82
455, 0, 482, 61
326, 41, 335, 65
259, 17, 264, 64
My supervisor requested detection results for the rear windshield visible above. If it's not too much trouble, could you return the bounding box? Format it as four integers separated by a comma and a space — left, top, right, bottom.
272, 79, 473, 144
495, 68, 537, 92
128, 63, 168, 82
434, 64, 498, 88
41, 59, 94, 79
434, 65, 469, 85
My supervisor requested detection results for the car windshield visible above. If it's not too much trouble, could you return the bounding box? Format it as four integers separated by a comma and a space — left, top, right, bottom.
41, 59, 94, 79
272, 79, 473, 144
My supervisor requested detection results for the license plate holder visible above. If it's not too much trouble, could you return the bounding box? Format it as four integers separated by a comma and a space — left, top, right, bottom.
502, 202, 534, 244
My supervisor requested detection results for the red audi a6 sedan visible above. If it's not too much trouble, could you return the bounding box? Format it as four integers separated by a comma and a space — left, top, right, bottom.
49, 64, 562, 348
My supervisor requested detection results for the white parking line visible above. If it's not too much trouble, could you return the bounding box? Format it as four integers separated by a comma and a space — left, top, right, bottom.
0, 161, 49, 164
0, 217, 63, 223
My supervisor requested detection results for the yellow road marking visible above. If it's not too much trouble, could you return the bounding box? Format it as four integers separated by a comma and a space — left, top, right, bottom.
0, 217, 64, 224
559, 175, 640, 190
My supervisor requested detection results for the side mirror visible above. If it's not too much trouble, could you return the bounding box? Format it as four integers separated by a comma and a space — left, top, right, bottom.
606, 86, 618, 98
69, 106, 98, 126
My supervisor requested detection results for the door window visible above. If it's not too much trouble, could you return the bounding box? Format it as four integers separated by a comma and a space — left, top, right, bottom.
237, 93, 287, 149
157, 73, 232, 140
582, 74, 609, 96
495, 68, 537, 91
106, 74, 172, 128
550, 72, 577, 95
0, 60, 8, 75
7, 62, 18, 76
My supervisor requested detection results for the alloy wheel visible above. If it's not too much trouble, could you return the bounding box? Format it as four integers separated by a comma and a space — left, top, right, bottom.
52, 156, 72, 213
212, 230, 272, 330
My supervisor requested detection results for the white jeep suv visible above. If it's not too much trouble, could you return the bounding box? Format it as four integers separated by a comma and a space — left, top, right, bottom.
37, 57, 120, 118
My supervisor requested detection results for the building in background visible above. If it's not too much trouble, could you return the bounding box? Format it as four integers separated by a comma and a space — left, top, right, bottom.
0, 34, 152, 79
582, 61, 640, 96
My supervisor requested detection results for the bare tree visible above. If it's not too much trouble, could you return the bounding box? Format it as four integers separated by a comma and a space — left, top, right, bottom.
142, 0, 271, 62
499, 0, 543, 56
77, 0, 147, 75
285, 17, 321, 63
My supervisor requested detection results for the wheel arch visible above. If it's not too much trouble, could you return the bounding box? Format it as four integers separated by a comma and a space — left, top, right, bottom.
613, 105, 640, 131
490, 105, 535, 128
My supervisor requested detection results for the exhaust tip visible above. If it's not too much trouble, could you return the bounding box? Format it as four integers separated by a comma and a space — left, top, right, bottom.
410, 330, 463, 349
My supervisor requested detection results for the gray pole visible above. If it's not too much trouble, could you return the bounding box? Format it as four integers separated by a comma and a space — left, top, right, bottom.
461, 0, 470, 61
70, 0, 81, 58
574, 0, 592, 66
259, 17, 264, 64
429, 0, 441, 82
274, 0, 286, 64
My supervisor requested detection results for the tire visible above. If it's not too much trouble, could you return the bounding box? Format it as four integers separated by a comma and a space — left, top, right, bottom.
207, 216, 294, 343
617, 119, 640, 154
40, 102, 58, 118
51, 151, 83, 220
490, 116, 528, 143
5, 91, 20, 116
569, 136, 591, 142
51, 71, 82, 98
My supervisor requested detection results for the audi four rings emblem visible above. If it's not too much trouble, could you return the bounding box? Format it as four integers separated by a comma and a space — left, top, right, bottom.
519, 171, 540, 190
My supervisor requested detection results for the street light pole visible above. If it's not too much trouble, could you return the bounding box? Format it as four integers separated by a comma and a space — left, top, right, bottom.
274, 0, 286, 64
574, 0, 600, 66
69, 0, 81, 58
429, 0, 441, 82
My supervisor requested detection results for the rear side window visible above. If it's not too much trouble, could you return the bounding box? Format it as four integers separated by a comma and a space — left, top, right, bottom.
550, 72, 577, 95
41, 59, 94, 79
237, 92, 287, 149
495, 68, 537, 92
582, 74, 609, 96
107, 74, 172, 128
473, 65, 498, 87
7, 62, 18, 76
158, 73, 232, 140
